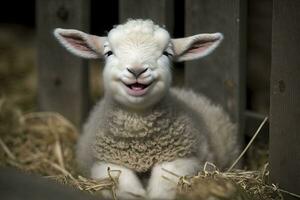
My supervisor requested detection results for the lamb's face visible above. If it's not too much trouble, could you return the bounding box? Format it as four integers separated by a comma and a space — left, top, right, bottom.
103, 21, 172, 109
54, 19, 223, 110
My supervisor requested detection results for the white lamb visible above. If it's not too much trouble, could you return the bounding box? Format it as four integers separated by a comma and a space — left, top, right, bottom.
54, 19, 239, 200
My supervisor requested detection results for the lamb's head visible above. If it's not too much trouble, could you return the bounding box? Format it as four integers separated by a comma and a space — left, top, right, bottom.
54, 19, 223, 110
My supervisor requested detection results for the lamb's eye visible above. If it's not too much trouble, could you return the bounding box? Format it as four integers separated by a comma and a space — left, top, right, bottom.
163, 51, 172, 57
104, 51, 113, 57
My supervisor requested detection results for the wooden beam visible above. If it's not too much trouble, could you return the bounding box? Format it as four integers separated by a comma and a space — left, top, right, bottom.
185, 0, 247, 137
270, 0, 300, 198
119, 0, 174, 33
0, 167, 99, 200
36, 0, 90, 127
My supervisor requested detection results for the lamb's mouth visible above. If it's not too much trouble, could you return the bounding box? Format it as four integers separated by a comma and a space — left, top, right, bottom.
123, 82, 152, 96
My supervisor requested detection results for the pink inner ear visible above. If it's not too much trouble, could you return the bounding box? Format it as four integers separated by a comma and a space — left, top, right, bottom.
64, 35, 91, 52
188, 39, 217, 54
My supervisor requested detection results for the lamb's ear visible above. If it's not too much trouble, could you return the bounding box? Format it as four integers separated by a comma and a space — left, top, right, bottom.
53, 28, 106, 59
172, 33, 223, 62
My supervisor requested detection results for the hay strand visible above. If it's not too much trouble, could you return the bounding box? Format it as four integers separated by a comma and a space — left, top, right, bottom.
0, 136, 16, 160
227, 117, 268, 172
269, 185, 300, 199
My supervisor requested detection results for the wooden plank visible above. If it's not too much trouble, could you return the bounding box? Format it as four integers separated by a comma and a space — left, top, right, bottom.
269, 0, 300, 199
185, 0, 247, 137
119, 0, 174, 33
36, 0, 90, 127
0, 167, 100, 200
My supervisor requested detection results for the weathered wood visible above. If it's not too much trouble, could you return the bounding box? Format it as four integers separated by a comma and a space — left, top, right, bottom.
119, 0, 174, 33
185, 0, 247, 137
36, 0, 90, 127
270, 0, 300, 198
0, 167, 100, 200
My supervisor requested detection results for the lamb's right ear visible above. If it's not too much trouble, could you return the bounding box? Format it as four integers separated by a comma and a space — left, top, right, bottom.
53, 28, 106, 59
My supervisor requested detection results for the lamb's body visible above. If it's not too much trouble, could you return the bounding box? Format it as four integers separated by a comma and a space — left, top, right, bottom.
54, 19, 239, 199
77, 88, 238, 174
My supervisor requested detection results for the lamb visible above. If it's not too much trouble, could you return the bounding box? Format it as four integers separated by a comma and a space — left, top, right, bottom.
53, 19, 239, 200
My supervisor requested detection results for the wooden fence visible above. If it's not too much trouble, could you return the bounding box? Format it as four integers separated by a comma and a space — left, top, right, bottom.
36, 0, 300, 198
36, 0, 90, 127
269, 1, 300, 198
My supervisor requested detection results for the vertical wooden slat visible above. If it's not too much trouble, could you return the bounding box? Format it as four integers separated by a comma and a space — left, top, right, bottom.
119, 0, 174, 33
270, 0, 300, 199
185, 0, 247, 137
36, 0, 90, 127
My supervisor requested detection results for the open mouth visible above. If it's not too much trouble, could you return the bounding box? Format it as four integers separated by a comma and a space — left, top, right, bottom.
124, 82, 152, 96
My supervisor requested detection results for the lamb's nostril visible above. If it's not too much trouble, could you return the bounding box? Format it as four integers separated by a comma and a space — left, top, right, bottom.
127, 68, 136, 76
139, 68, 148, 76
127, 68, 148, 78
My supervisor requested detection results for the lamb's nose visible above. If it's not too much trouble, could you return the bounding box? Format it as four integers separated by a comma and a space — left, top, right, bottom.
127, 67, 148, 78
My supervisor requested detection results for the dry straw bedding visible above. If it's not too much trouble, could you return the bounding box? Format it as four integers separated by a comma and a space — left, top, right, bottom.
0, 98, 291, 200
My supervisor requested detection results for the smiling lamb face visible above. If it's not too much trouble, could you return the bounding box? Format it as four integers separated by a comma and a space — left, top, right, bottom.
103, 20, 172, 109
54, 19, 223, 110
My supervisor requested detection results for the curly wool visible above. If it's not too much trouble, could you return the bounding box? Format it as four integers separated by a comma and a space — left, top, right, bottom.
92, 91, 212, 172
108, 19, 170, 52
112, 19, 161, 35
77, 88, 238, 174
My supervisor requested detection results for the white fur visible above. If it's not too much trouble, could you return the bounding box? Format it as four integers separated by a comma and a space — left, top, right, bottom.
147, 158, 200, 199
54, 19, 237, 200
103, 20, 172, 109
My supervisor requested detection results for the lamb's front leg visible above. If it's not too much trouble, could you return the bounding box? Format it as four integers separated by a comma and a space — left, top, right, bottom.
91, 161, 146, 200
147, 157, 201, 200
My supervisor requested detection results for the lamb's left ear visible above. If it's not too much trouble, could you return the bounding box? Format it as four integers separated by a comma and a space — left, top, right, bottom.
54, 28, 106, 59
172, 33, 223, 62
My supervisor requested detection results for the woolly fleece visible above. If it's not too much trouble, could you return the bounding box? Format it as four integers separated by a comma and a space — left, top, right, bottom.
77, 88, 238, 173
